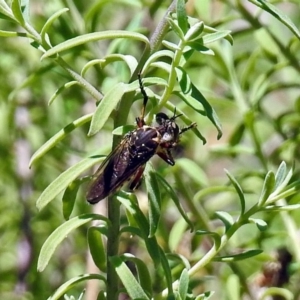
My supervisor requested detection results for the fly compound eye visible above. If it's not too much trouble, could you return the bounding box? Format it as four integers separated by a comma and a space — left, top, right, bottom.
156, 112, 169, 125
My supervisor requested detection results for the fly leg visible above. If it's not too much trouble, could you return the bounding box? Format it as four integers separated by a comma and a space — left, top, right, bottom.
179, 122, 197, 135
136, 72, 148, 128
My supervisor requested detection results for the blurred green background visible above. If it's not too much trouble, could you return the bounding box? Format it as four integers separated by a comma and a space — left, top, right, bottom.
1, 0, 300, 299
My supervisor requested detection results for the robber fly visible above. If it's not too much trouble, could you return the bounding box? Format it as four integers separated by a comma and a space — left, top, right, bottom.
86, 74, 197, 204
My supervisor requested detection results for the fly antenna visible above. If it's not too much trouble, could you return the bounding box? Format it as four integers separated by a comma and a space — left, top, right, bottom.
171, 107, 183, 120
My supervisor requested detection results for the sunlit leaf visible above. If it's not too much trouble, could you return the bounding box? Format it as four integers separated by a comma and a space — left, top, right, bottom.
41, 31, 149, 59
110, 256, 150, 300
38, 214, 109, 272
48, 274, 106, 300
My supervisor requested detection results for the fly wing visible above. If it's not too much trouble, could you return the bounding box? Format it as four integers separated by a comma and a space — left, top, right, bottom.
86, 128, 158, 204
86, 136, 131, 204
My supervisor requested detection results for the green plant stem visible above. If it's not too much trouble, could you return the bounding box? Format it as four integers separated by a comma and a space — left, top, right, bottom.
149, 0, 176, 53
105, 2, 177, 297
106, 198, 121, 300
156, 37, 184, 113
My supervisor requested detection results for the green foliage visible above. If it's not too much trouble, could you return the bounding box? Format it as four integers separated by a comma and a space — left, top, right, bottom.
1, 0, 300, 299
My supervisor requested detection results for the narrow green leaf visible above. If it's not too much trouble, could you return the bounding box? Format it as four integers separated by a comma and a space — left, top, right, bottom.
145, 237, 161, 267
81, 54, 138, 77
145, 164, 161, 237
274, 161, 287, 189
30, 113, 93, 167
185, 21, 204, 41
167, 17, 185, 41
178, 269, 189, 300
173, 91, 204, 113
264, 204, 300, 211
162, 40, 181, 51
117, 193, 150, 235
270, 167, 294, 200
191, 83, 222, 139
116, 193, 161, 265
88, 82, 133, 136
155, 173, 194, 231
38, 214, 108, 272
11, 0, 25, 25
194, 186, 236, 201
97, 290, 107, 300
196, 230, 221, 249
48, 81, 79, 105
62, 177, 90, 220
0, 29, 33, 38
143, 50, 174, 72
260, 287, 294, 300
141, 76, 169, 88
112, 125, 135, 136
228, 123, 245, 146
110, 256, 150, 300
176, 0, 188, 34
41, 31, 149, 59
176, 66, 192, 94
248, 73, 270, 105
48, 274, 106, 300
119, 225, 142, 237
225, 170, 245, 216
184, 41, 214, 55
150, 61, 172, 74
0, 1, 15, 21
0, 11, 15, 21
214, 211, 234, 232
203, 30, 232, 45
90, 77, 164, 136
159, 247, 174, 298
258, 171, 275, 206
169, 218, 188, 252
20, 0, 29, 21
81, 58, 105, 76
0, 0, 12, 12
250, 0, 300, 39
166, 253, 191, 271
40, 8, 69, 42
249, 218, 268, 231
36, 156, 105, 211
195, 291, 215, 300
88, 226, 107, 271
77, 289, 85, 300
121, 253, 152, 297
214, 249, 263, 262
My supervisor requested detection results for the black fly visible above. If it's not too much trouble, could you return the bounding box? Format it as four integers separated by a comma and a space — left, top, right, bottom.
86, 74, 197, 204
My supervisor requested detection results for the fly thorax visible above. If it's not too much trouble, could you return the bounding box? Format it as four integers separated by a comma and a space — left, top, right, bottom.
161, 121, 179, 143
